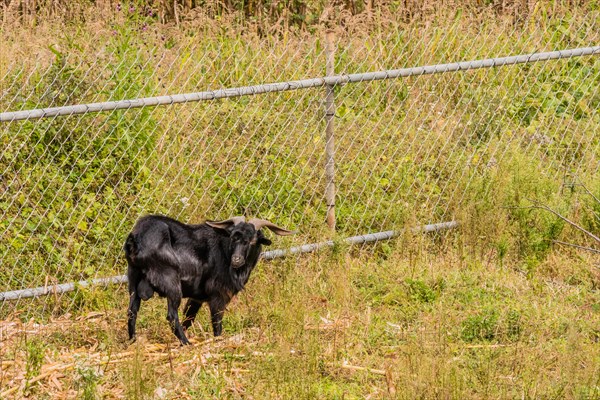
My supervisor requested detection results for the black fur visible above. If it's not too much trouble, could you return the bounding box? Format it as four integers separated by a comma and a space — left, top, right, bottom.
124, 215, 287, 345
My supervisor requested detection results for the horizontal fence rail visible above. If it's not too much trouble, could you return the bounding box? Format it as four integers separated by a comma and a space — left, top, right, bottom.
0, 221, 458, 301
1, 47, 598, 122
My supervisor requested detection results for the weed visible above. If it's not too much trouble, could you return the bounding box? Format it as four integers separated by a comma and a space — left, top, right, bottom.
76, 367, 101, 400
505, 309, 523, 341
405, 278, 445, 304
123, 342, 156, 400
461, 308, 499, 343
24, 338, 45, 395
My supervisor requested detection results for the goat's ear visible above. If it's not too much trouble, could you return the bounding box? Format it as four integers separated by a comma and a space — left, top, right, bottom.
206, 221, 231, 231
257, 231, 272, 246
248, 218, 296, 236
206, 216, 246, 231
259, 237, 272, 245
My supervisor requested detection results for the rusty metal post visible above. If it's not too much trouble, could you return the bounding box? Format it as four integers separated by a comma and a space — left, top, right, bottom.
324, 30, 336, 231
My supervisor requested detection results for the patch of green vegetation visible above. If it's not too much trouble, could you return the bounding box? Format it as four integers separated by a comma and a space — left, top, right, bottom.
461, 308, 500, 343
405, 278, 445, 304
25, 338, 45, 377
76, 367, 101, 400
123, 342, 157, 400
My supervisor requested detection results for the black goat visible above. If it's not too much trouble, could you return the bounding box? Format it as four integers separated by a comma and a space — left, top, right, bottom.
124, 215, 294, 345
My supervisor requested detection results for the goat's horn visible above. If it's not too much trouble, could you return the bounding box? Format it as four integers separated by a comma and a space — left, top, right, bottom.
248, 218, 296, 236
206, 216, 246, 229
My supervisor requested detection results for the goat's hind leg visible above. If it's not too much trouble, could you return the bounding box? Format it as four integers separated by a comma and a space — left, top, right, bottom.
127, 266, 142, 342
128, 293, 141, 341
166, 295, 190, 345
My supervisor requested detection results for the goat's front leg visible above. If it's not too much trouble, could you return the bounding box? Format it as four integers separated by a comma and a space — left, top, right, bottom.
209, 298, 227, 337
182, 298, 202, 330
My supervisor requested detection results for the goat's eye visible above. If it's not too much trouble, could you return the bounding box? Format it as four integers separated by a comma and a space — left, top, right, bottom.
232, 233, 242, 241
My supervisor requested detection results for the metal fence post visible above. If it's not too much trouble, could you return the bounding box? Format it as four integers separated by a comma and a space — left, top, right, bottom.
324, 29, 336, 231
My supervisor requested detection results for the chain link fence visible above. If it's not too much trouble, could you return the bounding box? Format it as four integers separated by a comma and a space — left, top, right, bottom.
1, 10, 599, 319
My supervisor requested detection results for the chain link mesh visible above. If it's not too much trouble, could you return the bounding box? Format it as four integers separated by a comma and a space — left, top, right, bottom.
1, 10, 599, 318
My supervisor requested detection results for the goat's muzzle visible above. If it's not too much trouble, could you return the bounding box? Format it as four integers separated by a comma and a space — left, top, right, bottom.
231, 255, 245, 268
